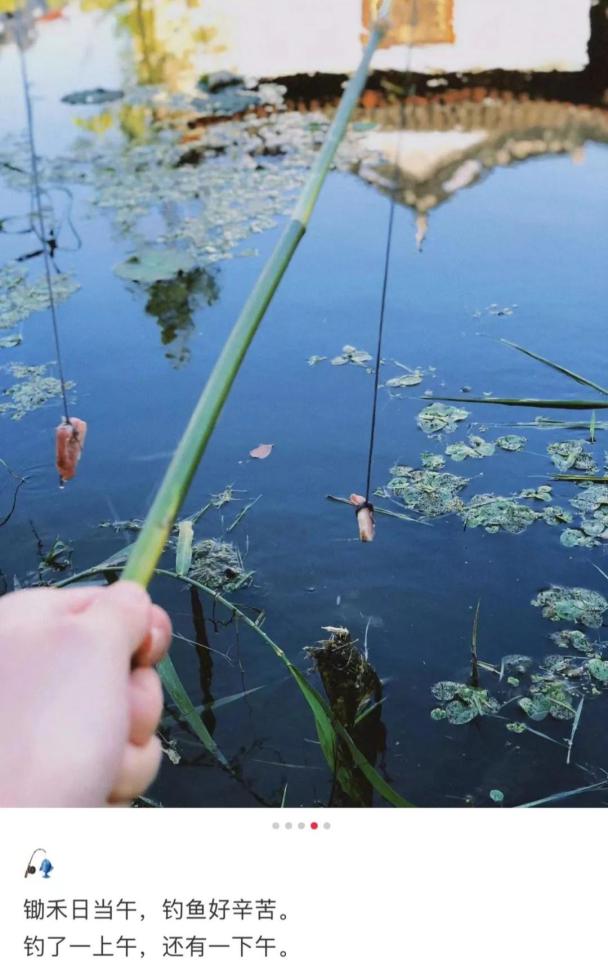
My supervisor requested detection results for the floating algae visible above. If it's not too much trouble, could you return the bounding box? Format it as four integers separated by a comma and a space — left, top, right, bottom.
0, 364, 74, 421
0, 263, 79, 330
548, 440, 597, 473
551, 630, 595, 654
385, 370, 423, 389
188, 538, 252, 592
445, 435, 495, 461
430, 681, 500, 725
330, 345, 373, 368
417, 402, 469, 435
542, 505, 573, 526
570, 484, 608, 514
532, 586, 608, 628
560, 528, 597, 549
385, 465, 469, 518
496, 434, 526, 452
463, 494, 541, 534
520, 485, 553, 503
420, 452, 446, 470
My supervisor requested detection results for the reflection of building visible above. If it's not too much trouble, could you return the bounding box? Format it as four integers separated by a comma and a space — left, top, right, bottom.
363, 0, 454, 47
350, 93, 608, 244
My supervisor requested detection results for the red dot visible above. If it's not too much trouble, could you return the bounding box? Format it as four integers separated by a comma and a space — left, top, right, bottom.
310, 822, 318, 830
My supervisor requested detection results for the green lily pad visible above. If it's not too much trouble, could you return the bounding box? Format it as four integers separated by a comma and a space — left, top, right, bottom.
550, 630, 594, 653
532, 586, 608, 628
489, 789, 504, 803
588, 658, 608, 682
560, 528, 597, 549
446, 435, 495, 461
518, 695, 551, 721
115, 248, 197, 284
417, 402, 469, 435
548, 440, 597, 473
463, 495, 541, 534
496, 434, 526, 452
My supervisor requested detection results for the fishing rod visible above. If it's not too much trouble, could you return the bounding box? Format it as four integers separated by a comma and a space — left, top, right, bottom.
14, 14, 87, 485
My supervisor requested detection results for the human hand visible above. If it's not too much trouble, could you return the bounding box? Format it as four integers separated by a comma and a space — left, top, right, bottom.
0, 582, 171, 806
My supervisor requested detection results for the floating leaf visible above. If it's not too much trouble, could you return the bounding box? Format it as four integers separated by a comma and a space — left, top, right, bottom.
386, 371, 422, 389
249, 443, 273, 460
463, 495, 540, 534
519, 695, 551, 721
62, 87, 123, 105
0, 334, 22, 349
114, 248, 196, 284
387, 466, 468, 517
496, 434, 526, 451
548, 441, 597, 473
550, 630, 593, 654
532, 586, 608, 628
446, 435, 495, 461
588, 658, 608, 682
175, 520, 194, 577
489, 789, 504, 803
417, 402, 469, 435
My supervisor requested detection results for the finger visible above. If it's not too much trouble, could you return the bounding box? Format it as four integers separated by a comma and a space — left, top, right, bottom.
129, 668, 163, 746
135, 605, 172, 667
108, 736, 162, 803
83, 581, 152, 659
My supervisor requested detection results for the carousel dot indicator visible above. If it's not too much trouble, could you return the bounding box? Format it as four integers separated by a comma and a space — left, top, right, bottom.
310, 822, 318, 830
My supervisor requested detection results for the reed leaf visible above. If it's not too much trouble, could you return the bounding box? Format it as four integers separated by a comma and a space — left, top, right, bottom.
500, 339, 608, 396
76, 9, 394, 783
554, 475, 608, 483
435, 396, 608, 410
175, 520, 193, 576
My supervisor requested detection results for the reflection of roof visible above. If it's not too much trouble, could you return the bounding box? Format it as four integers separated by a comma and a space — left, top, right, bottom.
352, 94, 608, 215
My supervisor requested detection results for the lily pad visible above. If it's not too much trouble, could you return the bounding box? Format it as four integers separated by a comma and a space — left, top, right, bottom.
463, 495, 541, 534
420, 452, 445, 470
489, 789, 504, 803
417, 402, 469, 435
532, 586, 608, 628
62, 88, 123, 105
518, 695, 551, 721
496, 434, 526, 452
446, 435, 494, 461
588, 658, 608, 683
543, 505, 573, 526
548, 440, 597, 473
330, 345, 373, 367
386, 371, 422, 389
560, 528, 597, 549
550, 630, 594, 654
114, 248, 196, 284
387, 466, 468, 518
520, 485, 552, 503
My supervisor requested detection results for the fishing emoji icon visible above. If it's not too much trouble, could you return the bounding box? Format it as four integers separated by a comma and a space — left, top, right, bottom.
24, 849, 54, 879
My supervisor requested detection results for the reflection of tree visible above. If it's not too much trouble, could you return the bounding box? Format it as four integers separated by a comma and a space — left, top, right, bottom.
144, 266, 219, 368
79, 0, 219, 89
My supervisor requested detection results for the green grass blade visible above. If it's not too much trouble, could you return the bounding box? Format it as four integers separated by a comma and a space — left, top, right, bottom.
500, 339, 608, 396
435, 396, 608, 410
175, 520, 193, 576
554, 475, 608, 483
157, 654, 228, 766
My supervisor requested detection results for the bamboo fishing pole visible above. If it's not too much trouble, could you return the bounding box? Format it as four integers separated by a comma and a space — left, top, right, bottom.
121, 3, 392, 586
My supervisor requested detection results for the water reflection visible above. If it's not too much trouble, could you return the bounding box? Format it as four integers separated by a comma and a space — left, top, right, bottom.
144, 266, 219, 367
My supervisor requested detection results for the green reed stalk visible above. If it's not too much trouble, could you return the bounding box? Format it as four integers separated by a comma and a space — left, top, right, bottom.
121, 6, 390, 586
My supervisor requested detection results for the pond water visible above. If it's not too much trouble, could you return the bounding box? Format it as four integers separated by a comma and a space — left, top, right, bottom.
2, 2, 608, 808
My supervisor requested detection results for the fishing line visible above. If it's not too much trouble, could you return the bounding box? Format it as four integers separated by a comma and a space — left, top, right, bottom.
362, 1, 419, 510
15, 16, 71, 425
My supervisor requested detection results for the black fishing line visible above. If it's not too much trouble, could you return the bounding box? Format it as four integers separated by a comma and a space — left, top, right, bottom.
15, 16, 71, 425
364, 0, 418, 504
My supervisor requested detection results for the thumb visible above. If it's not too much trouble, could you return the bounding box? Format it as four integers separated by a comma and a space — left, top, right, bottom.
82, 581, 152, 659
